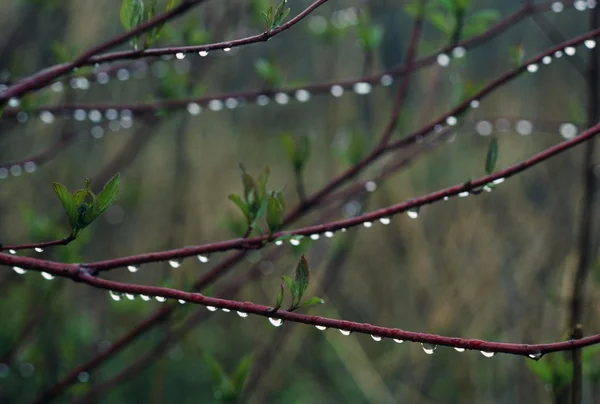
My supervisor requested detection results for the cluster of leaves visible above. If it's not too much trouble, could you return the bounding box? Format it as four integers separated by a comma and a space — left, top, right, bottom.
52, 173, 120, 239
275, 255, 324, 312
119, 0, 178, 50
229, 165, 285, 236
355, 11, 383, 51
261, 0, 290, 32
204, 354, 252, 402
405, 0, 499, 43
254, 58, 285, 87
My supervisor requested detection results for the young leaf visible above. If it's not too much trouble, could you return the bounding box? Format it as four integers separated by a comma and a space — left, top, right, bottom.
250, 222, 264, 236
267, 192, 284, 233
281, 275, 297, 306
52, 183, 78, 229
298, 296, 325, 309
238, 163, 255, 203
204, 353, 228, 388
94, 173, 120, 216
485, 137, 498, 174
229, 194, 250, 222
275, 283, 284, 310
294, 255, 310, 306
272, 7, 290, 29
232, 355, 253, 395
120, 0, 145, 31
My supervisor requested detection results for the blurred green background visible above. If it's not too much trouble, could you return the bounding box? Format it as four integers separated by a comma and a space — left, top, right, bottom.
1, 0, 600, 402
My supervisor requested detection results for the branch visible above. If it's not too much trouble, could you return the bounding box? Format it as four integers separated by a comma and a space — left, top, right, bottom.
0, 0, 328, 102
2, 261, 600, 357
2, 1, 565, 120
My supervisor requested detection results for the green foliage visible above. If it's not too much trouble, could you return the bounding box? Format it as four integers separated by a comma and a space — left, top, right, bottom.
525, 353, 572, 394
119, 0, 179, 49
275, 255, 325, 311
337, 131, 367, 167
508, 44, 525, 68
52, 173, 120, 239
254, 58, 285, 87
266, 191, 285, 233
261, 0, 291, 31
280, 133, 310, 172
355, 12, 383, 51
204, 353, 252, 402
51, 41, 79, 64
485, 137, 498, 175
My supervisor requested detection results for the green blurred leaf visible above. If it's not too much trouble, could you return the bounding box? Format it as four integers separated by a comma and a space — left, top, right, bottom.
52, 183, 78, 230
267, 192, 284, 233
120, 0, 145, 31
228, 194, 250, 222
485, 137, 498, 174
299, 296, 325, 308
254, 58, 284, 87
294, 255, 310, 306
232, 355, 253, 395
94, 173, 120, 216
275, 283, 284, 310
464, 10, 500, 38
272, 6, 290, 29
281, 275, 297, 307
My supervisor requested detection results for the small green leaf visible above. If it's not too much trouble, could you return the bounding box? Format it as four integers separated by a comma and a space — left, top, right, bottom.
261, 11, 271, 30
267, 192, 284, 233
229, 194, 250, 222
232, 355, 253, 395
281, 275, 297, 306
204, 353, 228, 388
294, 255, 310, 306
250, 222, 264, 236
255, 166, 271, 204
239, 163, 255, 203
273, 7, 290, 29
120, 0, 145, 31
52, 183, 78, 230
298, 296, 325, 309
275, 283, 284, 310
255, 197, 269, 221
94, 173, 120, 216
485, 137, 498, 174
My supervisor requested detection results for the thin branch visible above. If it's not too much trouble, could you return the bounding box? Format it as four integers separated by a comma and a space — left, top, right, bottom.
2, 261, 600, 357
2, 1, 560, 120
0, 0, 328, 102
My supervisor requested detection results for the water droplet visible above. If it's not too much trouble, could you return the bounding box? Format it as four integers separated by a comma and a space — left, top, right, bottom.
8, 98, 19, 108
476, 120, 493, 136
96, 72, 110, 84
422, 343, 437, 354
340, 329, 351, 336
315, 325, 327, 331
379, 217, 391, 225
187, 103, 201, 115
324, 231, 334, 238
223, 47, 231, 52
127, 265, 139, 273
452, 46, 466, 58
51, 81, 64, 92
40, 111, 55, 124
585, 39, 596, 49
9, 249, 17, 255
380, 75, 393, 86
446, 116, 457, 126
310, 234, 320, 240
454, 347, 465, 352
363, 221, 373, 228
551, 1, 564, 12
341, 228, 347, 232
437, 53, 450, 67
140, 295, 151, 301
365, 181, 377, 192
527, 64, 539, 73
197, 254, 209, 263
371, 335, 382, 341
554, 50, 563, 58
458, 191, 469, 197
515, 119, 533, 135
89, 110, 102, 122
542, 56, 552, 65
237, 311, 248, 318
470, 100, 480, 109
407, 208, 419, 219
559, 122, 578, 139
178, 299, 186, 304
492, 177, 505, 185
16, 111, 28, 123
208, 100, 223, 111
269, 317, 283, 327
256, 95, 270, 106
225, 98, 238, 109
168, 259, 182, 268
565, 46, 576, 56
109, 291, 122, 301
10, 165, 22, 177
528, 351, 543, 360
175, 52, 185, 59
125, 294, 135, 300
199, 50, 209, 57
575, 0, 588, 11
41, 272, 54, 280
330, 85, 344, 97
0, 168, 8, 179
78, 372, 89, 383
34, 247, 44, 253
353, 82, 372, 94
275, 93, 289, 105
481, 351, 495, 358
393, 339, 404, 343
207, 306, 217, 312
295, 89, 311, 102
275, 240, 283, 246
156, 296, 167, 302
13, 266, 26, 275
290, 238, 301, 246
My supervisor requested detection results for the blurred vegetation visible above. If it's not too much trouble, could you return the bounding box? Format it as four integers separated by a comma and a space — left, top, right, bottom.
1, 0, 600, 403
